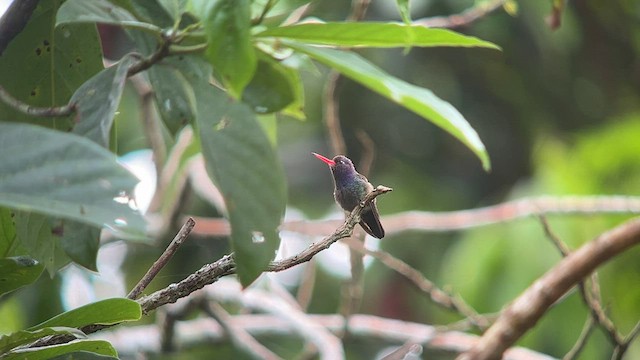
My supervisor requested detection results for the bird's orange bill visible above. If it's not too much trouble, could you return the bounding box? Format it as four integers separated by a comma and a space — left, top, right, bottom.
313, 152, 335, 166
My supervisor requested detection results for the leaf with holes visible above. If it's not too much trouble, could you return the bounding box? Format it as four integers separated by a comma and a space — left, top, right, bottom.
197, 89, 286, 286
0, 0, 103, 129
183, 59, 286, 286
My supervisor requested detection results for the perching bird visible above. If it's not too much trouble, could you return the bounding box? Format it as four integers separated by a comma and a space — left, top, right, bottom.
313, 153, 385, 239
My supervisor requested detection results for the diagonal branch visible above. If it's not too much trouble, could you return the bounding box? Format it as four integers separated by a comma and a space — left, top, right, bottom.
345, 238, 490, 330
128, 217, 195, 300
539, 216, 624, 348
458, 217, 640, 360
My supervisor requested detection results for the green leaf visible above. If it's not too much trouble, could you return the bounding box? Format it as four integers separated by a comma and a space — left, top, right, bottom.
202, 0, 257, 97
72, 56, 137, 148
29, 298, 141, 331
147, 58, 197, 135
256, 22, 501, 49
0, 208, 17, 257
0, 256, 44, 296
186, 61, 286, 286
14, 212, 70, 276
257, 114, 278, 146
286, 43, 491, 170
56, 220, 101, 271
242, 58, 295, 114
0, 0, 103, 129
0, 123, 146, 237
0, 327, 84, 354
49, 351, 119, 360
397, 0, 411, 24
129, 0, 175, 28
3, 340, 116, 360
56, 0, 162, 34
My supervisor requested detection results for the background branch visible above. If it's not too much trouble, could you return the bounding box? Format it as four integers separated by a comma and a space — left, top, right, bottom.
415, 0, 507, 28
345, 238, 490, 330
189, 195, 640, 237
95, 313, 553, 360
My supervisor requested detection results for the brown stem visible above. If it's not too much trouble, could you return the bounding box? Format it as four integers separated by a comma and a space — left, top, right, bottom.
458, 217, 640, 360
128, 218, 195, 300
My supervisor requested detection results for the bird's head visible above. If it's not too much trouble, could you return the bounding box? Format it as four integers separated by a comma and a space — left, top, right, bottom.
313, 153, 356, 177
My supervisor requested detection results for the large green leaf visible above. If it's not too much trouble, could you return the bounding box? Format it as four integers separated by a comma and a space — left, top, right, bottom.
0, 208, 17, 256
285, 43, 491, 170
29, 298, 141, 331
0, 123, 146, 237
256, 22, 500, 49
0, 327, 84, 354
56, 0, 162, 34
0, 0, 103, 129
71, 55, 137, 148
184, 59, 286, 286
0, 256, 44, 296
3, 340, 117, 360
201, 0, 257, 97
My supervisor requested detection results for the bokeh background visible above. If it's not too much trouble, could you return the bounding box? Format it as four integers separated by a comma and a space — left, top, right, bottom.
1, 0, 640, 359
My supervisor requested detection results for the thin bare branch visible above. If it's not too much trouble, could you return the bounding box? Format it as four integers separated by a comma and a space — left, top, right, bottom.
0, 85, 76, 117
98, 314, 554, 360
415, 0, 507, 29
459, 217, 640, 360
324, 70, 347, 156
345, 238, 489, 330
202, 301, 283, 360
295, 259, 317, 310
564, 316, 595, 360
539, 216, 624, 347
207, 280, 345, 359
128, 218, 195, 300
611, 320, 640, 360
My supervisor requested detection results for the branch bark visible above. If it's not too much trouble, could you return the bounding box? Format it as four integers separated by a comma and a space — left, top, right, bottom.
458, 217, 640, 360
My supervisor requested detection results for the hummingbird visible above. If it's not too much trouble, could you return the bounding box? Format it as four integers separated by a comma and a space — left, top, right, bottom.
313, 153, 385, 239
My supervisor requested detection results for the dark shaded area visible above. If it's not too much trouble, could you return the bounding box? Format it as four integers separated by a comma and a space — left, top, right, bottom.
0, 0, 40, 55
